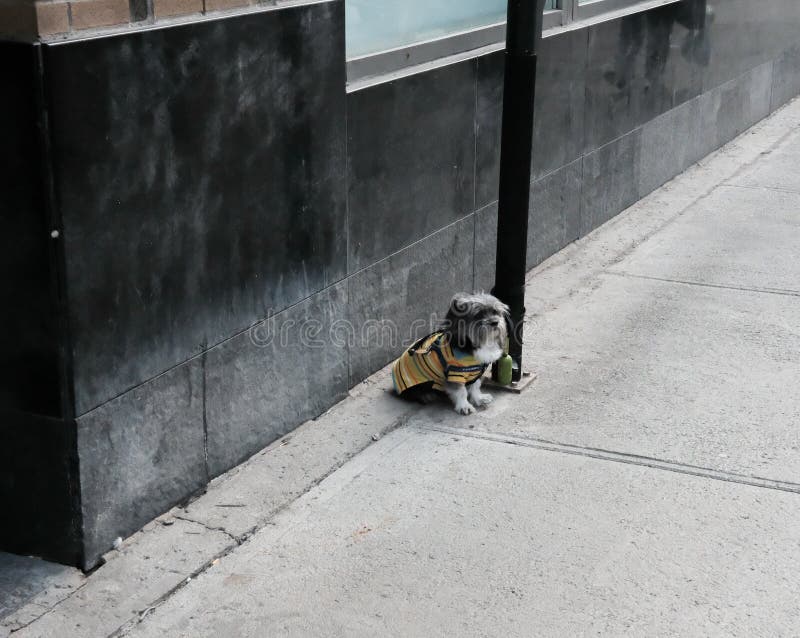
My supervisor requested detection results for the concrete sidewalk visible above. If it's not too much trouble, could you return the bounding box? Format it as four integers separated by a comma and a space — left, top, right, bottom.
5, 97, 800, 637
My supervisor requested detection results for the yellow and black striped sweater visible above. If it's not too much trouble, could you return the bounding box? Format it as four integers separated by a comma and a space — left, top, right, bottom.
392, 332, 488, 395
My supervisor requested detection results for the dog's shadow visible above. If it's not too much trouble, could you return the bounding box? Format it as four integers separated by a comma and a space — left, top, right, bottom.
387, 385, 496, 423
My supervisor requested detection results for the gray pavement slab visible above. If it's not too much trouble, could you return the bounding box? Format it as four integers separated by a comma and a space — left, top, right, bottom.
729, 128, 800, 193
609, 185, 800, 293
0, 553, 83, 630
127, 428, 800, 638
457, 272, 800, 482
179, 367, 417, 540
11, 519, 231, 638
8, 368, 413, 638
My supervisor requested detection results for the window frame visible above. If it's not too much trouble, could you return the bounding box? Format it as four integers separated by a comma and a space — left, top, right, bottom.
346, 0, 682, 88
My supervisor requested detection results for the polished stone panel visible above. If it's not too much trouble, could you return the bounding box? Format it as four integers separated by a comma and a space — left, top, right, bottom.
474, 161, 582, 292
533, 30, 589, 180
43, 2, 347, 416
583, 7, 676, 152
347, 59, 476, 273
205, 282, 350, 479
581, 130, 642, 236
77, 357, 206, 569
473, 203, 497, 294
683, 61, 774, 166
529, 160, 582, 268
0, 41, 62, 417
475, 52, 504, 210
639, 97, 700, 197
713, 62, 773, 149
770, 43, 800, 111
669, 0, 710, 106
347, 216, 475, 386
702, 0, 800, 92
475, 30, 587, 209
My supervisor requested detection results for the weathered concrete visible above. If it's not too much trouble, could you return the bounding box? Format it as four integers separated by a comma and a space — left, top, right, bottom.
0, 554, 83, 631
460, 271, 800, 480
127, 429, 800, 637
4, 368, 415, 638
8, 519, 231, 638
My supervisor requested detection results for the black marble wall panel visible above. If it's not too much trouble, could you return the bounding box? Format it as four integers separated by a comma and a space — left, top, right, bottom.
771, 42, 800, 111
475, 30, 587, 209
0, 41, 79, 567
530, 160, 583, 267
0, 412, 82, 566
77, 357, 206, 568
533, 31, 589, 181
0, 42, 62, 417
474, 160, 582, 293
712, 62, 773, 149
473, 203, 498, 294
204, 282, 349, 479
583, 6, 677, 152
475, 53, 504, 210
580, 130, 642, 236
347, 60, 476, 273
43, 2, 347, 416
638, 96, 700, 197
702, 0, 800, 93
347, 216, 475, 386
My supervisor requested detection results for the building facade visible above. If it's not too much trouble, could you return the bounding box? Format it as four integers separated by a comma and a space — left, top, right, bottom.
2, 0, 800, 568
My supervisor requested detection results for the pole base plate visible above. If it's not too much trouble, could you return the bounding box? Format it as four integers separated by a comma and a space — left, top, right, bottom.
483, 370, 537, 394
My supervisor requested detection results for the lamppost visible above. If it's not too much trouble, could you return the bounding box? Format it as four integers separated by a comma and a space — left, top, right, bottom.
492, 0, 547, 384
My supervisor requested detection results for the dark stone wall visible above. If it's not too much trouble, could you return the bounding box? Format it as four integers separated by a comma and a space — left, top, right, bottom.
0, 42, 62, 417
0, 42, 82, 566
45, 0, 347, 569
43, 2, 347, 418
2, 0, 800, 567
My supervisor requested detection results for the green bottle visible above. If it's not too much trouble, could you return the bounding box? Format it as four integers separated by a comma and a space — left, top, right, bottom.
497, 354, 513, 386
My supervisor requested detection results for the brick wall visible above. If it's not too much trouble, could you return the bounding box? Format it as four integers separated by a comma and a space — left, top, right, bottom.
0, 0, 259, 40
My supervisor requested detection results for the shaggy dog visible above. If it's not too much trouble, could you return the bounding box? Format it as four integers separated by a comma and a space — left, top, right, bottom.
391, 293, 510, 415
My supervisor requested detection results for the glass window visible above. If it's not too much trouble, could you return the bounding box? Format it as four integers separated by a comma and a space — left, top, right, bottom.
345, 0, 661, 83
346, 0, 509, 58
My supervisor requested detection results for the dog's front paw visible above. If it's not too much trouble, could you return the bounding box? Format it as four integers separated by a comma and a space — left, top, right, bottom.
472, 392, 493, 407
454, 401, 476, 415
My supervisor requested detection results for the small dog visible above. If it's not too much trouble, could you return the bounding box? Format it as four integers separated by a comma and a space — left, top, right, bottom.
391, 293, 510, 415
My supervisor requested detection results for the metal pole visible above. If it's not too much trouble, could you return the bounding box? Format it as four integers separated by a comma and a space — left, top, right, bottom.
492, 0, 546, 383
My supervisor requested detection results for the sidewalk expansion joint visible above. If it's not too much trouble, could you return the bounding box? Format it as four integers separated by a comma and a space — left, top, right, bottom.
722, 183, 800, 196
603, 270, 800, 299
420, 424, 800, 496
107, 542, 240, 638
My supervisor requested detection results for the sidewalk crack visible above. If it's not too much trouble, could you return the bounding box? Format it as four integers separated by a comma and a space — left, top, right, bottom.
6, 579, 90, 636
172, 514, 241, 545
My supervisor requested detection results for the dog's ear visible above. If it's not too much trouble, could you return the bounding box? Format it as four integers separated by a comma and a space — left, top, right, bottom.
447, 293, 472, 321
443, 293, 473, 348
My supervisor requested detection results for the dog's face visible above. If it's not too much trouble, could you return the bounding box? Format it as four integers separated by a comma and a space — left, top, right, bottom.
443, 293, 510, 363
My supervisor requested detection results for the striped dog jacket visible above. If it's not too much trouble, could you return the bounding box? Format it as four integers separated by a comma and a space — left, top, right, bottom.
392, 332, 488, 395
